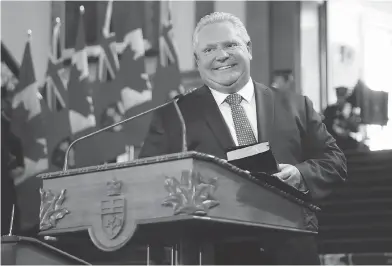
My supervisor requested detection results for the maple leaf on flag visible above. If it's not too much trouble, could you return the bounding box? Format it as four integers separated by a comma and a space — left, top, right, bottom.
67, 64, 92, 117
92, 80, 122, 130
93, 44, 152, 128
12, 103, 46, 161
67, 7, 95, 128
117, 46, 149, 93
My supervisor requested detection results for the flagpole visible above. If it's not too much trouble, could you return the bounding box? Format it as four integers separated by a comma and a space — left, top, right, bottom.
26, 29, 41, 104
103, 0, 113, 37
27, 29, 32, 41
53, 17, 61, 59
49, 18, 62, 111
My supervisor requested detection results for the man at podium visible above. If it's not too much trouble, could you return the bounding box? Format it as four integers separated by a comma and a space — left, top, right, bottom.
140, 12, 347, 265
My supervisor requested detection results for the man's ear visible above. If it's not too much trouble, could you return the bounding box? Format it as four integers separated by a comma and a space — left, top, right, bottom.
194, 53, 200, 66
247, 41, 253, 60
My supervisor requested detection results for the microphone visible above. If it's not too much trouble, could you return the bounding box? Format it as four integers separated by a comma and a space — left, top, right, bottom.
62, 89, 196, 171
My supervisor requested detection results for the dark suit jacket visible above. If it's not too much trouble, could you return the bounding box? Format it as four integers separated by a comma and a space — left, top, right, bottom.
139, 81, 347, 201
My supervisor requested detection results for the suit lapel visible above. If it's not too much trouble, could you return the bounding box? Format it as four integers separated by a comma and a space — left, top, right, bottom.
197, 86, 236, 151
254, 82, 275, 143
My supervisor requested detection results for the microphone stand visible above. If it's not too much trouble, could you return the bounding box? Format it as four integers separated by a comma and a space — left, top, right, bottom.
173, 99, 187, 153
63, 97, 188, 171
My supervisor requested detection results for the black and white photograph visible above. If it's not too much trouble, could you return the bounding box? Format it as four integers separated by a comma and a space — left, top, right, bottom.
1, 0, 392, 265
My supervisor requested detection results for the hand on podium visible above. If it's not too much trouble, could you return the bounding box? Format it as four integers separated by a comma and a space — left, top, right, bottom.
273, 164, 308, 193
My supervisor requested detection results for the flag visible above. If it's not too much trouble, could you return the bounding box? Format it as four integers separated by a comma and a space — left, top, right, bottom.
90, 1, 152, 159
1, 42, 20, 77
155, 0, 185, 100
112, 1, 145, 51
10, 35, 48, 232
98, 0, 119, 81
1, 42, 19, 102
159, 0, 179, 68
352, 80, 389, 126
71, 8, 89, 81
119, 0, 186, 148
349, 80, 388, 126
65, 7, 98, 168
110, 45, 153, 146
88, 1, 144, 163
40, 19, 73, 172
68, 7, 95, 134
361, 90, 388, 125
11, 37, 48, 180
115, 1, 153, 146
42, 18, 67, 111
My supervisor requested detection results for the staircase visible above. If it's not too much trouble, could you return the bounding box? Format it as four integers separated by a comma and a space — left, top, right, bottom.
317, 150, 392, 258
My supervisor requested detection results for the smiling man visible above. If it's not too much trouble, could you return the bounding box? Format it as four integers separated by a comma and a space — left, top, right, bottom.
139, 12, 346, 265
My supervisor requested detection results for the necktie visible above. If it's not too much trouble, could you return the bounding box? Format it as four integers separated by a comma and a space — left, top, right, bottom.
225, 93, 257, 146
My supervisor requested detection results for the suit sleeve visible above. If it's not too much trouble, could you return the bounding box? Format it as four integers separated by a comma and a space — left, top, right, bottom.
295, 96, 347, 201
138, 109, 170, 159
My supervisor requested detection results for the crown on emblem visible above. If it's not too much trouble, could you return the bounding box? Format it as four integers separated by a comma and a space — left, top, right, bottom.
107, 179, 122, 196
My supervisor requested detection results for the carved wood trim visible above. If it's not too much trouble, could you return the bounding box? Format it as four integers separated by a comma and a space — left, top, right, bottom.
38, 151, 320, 212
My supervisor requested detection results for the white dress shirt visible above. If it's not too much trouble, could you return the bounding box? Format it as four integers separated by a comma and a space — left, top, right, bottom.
209, 78, 258, 146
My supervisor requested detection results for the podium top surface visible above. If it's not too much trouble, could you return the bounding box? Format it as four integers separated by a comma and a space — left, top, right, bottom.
1, 235, 90, 265
38, 152, 319, 211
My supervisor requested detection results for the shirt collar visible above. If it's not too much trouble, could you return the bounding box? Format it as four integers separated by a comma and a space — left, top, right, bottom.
209, 78, 254, 106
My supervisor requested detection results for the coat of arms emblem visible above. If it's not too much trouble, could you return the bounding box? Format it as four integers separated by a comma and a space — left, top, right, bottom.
101, 179, 125, 240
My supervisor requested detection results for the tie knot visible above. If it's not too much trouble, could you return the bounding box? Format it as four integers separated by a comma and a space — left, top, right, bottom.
225, 93, 242, 106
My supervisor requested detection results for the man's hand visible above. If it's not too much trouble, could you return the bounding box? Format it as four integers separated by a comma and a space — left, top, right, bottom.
273, 164, 304, 190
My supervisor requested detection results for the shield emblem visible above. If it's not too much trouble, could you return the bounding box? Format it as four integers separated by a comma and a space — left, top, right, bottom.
101, 196, 125, 240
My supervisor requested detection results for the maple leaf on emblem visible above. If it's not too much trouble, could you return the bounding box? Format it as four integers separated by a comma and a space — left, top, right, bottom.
39, 188, 69, 231
11, 102, 46, 161
162, 170, 219, 215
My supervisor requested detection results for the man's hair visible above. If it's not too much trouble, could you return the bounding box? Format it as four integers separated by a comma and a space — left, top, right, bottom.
192, 12, 251, 53
335, 86, 349, 97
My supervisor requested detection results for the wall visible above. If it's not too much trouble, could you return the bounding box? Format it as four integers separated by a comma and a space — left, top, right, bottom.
327, 1, 363, 104
1, 1, 51, 83
171, 1, 196, 72
300, 1, 321, 112
269, 1, 301, 93
327, 0, 392, 103
246, 1, 270, 85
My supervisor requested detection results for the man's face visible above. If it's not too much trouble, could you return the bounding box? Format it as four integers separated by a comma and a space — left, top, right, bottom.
195, 22, 252, 93
337, 95, 347, 106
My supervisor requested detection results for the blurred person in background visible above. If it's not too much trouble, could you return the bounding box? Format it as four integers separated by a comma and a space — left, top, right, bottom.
1, 85, 23, 235
271, 69, 294, 91
323, 86, 366, 151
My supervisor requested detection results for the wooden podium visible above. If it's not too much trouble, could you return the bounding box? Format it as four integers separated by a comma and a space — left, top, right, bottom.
37, 152, 319, 264
1, 235, 89, 265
